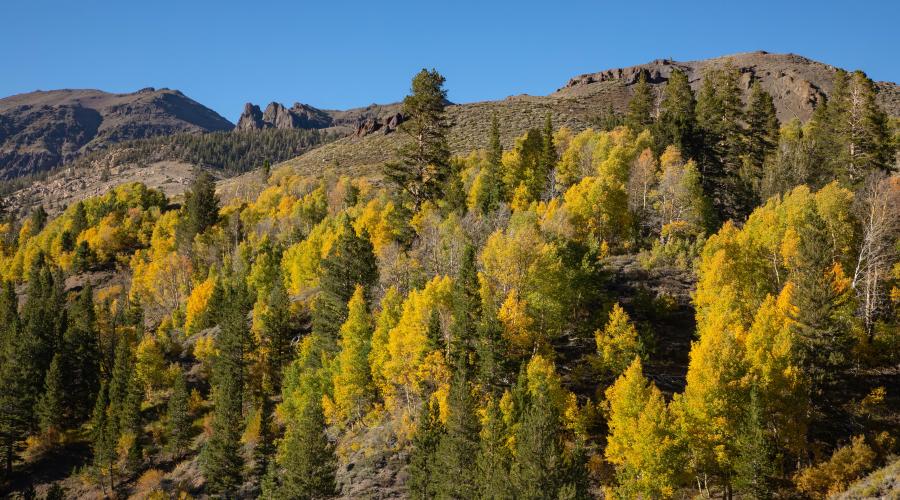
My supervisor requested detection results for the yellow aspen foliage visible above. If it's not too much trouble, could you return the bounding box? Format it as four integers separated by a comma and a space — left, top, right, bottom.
595, 304, 643, 377
497, 289, 538, 356
329, 286, 375, 426
678, 287, 749, 479
556, 129, 600, 189
130, 250, 193, 324
281, 217, 340, 296
184, 270, 217, 335
135, 334, 168, 394
744, 284, 807, 453
604, 358, 679, 499
794, 435, 877, 497
382, 276, 454, 416
369, 287, 403, 397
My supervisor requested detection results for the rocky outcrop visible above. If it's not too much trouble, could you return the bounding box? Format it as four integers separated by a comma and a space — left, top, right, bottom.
556, 51, 900, 122
236, 100, 404, 137
237, 101, 334, 131
235, 103, 264, 130
354, 112, 404, 136
0, 88, 233, 178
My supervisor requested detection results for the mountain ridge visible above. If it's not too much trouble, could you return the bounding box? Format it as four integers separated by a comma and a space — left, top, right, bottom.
0, 87, 233, 178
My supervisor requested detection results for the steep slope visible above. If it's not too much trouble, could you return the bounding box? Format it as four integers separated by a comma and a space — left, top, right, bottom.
0, 88, 233, 178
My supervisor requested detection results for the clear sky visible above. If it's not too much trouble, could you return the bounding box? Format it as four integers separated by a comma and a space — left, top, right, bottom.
3, 0, 898, 122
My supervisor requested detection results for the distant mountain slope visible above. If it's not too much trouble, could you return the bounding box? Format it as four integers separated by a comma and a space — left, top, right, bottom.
556, 51, 900, 122
267, 51, 898, 182
0, 88, 233, 178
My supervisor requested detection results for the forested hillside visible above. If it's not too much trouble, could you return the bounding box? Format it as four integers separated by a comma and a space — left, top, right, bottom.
0, 61, 898, 499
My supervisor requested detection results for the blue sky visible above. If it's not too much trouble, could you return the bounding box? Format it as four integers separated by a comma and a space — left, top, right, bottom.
3, 0, 897, 122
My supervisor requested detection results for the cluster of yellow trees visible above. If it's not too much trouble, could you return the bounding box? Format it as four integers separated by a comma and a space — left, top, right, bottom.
4, 120, 896, 498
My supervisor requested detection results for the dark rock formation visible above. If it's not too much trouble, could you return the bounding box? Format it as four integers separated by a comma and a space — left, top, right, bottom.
0, 88, 233, 178
353, 112, 405, 136
236, 99, 404, 137
235, 103, 264, 130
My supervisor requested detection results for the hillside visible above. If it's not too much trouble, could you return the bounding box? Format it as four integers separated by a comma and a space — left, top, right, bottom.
558, 51, 900, 121
0, 88, 233, 178
270, 51, 900, 180
0, 51, 897, 500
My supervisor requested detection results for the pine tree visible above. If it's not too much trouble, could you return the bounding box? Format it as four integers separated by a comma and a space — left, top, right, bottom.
29, 205, 48, 233
790, 211, 854, 396
257, 275, 295, 392
202, 279, 249, 496
62, 285, 100, 423
180, 169, 220, 247
696, 63, 750, 221
384, 68, 451, 210
36, 353, 65, 438
510, 381, 564, 499
166, 367, 191, 456
331, 286, 375, 425
655, 69, 697, 156
733, 390, 775, 499
745, 82, 780, 200
312, 219, 378, 345
475, 399, 511, 500
488, 112, 503, 167
539, 112, 557, 198
451, 245, 480, 366
276, 393, 337, 499
252, 394, 276, 486
434, 363, 480, 499
90, 382, 116, 495
843, 71, 894, 183
625, 71, 655, 132
70, 200, 88, 235
0, 280, 28, 476
408, 398, 444, 499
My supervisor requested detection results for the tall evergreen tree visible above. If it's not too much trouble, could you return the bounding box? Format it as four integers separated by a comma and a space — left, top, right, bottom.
252, 394, 276, 486
202, 279, 249, 496
36, 353, 65, 438
90, 382, 116, 495
257, 274, 295, 392
166, 366, 191, 456
655, 69, 697, 156
510, 385, 564, 499
733, 390, 775, 499
625, 71, 655, 132
384, 68, 451, 210
745, 81, 780, 200
475, 399, 511, 500
62, 285, 100, 423
790, 211, 855, 396
275, 393, 337, 499
0, 280, 28, 476
408, 398, 445, 500
488, 112, 503, 167
696, 63, 751, 221
180, 169, 220, 247
313, 219, 378, 345
540, 112, 557, 198
434, 363, 480, 499
451, 245, 480, 366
